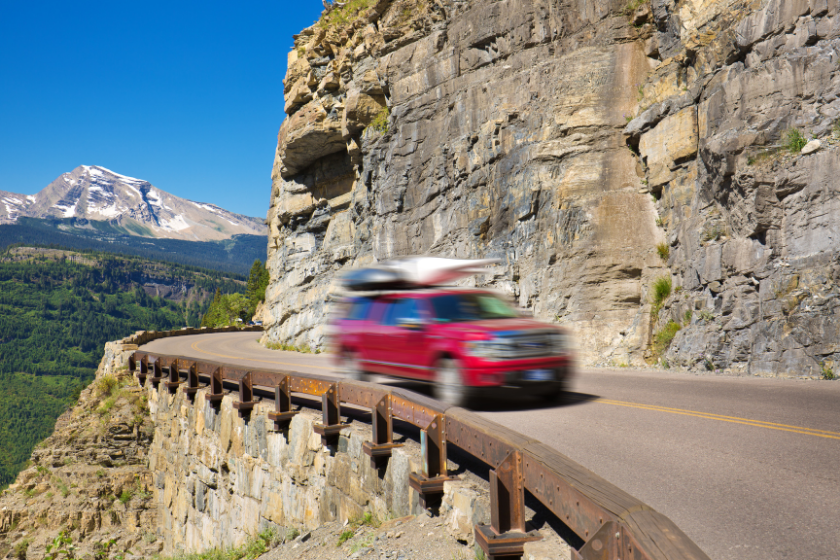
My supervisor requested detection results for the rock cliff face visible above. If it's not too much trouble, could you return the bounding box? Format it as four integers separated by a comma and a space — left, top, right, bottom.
264, 0, 840, 376
0, 342, 161, 560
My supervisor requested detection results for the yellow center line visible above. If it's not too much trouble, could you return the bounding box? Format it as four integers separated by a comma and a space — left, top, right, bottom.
597, 398, 840, 440
189, 340, 335, 371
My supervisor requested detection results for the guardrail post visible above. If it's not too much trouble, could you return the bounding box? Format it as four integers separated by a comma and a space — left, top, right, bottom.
475, 451, 541, 560
183, 362, 200, 402
232, 372, 258, 419
148, 358, 165, 389
362, 395, 404, 469
204, 367, 224, 409
572, 521, 625, 560
313, 383, 345, 446
409, 413, 453, 511
134, 355, 148, 386
164, 359, 184, 395
267, 375, 298, 429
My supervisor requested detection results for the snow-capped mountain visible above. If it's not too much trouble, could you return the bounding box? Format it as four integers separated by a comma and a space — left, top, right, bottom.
0, 166, 266, 241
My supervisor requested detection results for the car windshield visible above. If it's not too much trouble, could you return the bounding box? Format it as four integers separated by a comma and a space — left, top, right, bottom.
429, 293, 520, 323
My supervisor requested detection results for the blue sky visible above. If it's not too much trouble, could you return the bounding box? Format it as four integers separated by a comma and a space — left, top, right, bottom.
0, 1, 324, 219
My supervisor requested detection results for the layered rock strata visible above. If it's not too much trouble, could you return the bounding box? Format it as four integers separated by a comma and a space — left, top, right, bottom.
627, 0, 840, 376
265, 0, 663, 365
265, 0, 840, 375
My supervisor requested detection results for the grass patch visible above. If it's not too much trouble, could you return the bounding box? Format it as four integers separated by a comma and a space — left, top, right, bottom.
96, 374, 120, 397
51, 475, 70, 498
12, 539, 30, 559
651, 276, 672, 309
350, 533, 376, 553
782, 128, 807, 153
337, 529, 355, 547
697, 309, 714, 322
624, 0, 647, 16
154, 529, 278, 560
368, 106, 390, 134
821, 362, 835, 380
652, 321, 682, 358
656, 242, 669, 261
318, 0, 376, 30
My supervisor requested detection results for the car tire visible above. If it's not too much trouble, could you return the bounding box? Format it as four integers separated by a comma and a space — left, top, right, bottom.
540, 381, 568, 404
343, 352, 369, 382
433, 358, 470, 408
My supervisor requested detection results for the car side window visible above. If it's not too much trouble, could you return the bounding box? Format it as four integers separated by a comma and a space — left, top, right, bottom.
381, 298, 419, 326
346, 297, 374, 320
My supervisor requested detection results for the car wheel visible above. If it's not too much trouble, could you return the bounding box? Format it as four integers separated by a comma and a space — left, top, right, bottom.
540, 381, 568, 404
343, 352, 368, 382
433, 358, 470, 407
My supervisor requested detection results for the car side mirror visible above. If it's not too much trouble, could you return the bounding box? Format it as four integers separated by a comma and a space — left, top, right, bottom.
397, 317, 426, 330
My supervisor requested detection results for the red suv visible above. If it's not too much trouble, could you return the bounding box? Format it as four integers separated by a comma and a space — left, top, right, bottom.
330, 288, 573, 406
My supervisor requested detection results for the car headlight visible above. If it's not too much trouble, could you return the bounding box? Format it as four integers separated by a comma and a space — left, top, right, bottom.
464, 339, 506, 360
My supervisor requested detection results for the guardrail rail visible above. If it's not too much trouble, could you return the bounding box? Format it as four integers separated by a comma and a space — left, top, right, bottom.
130, 350, 711, 560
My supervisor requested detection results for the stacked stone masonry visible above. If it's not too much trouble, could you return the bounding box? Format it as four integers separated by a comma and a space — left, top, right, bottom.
264, 0, 840, 377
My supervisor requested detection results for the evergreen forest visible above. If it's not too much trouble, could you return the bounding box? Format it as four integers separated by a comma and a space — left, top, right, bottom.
0, 247, 246, 489
0, 217, 266, 275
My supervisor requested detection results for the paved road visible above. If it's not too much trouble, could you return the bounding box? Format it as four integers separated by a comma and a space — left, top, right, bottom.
142, 332, 840, 560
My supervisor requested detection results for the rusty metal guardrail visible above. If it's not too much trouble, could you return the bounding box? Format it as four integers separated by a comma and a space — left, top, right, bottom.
129, 350, 710, 560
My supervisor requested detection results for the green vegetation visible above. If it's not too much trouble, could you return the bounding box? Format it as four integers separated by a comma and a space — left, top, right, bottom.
684, 310, 692, 324
624, 0, 647, 16
701, 223, 725, 243
656, 242, 669, 261
0, 217, 266, 275
350, 533, 376, 553
11, 539, 29, 559
697, 309, 714, 322
782, 128, 807, 153
265, 341, 321, 354
652, 321, 682, 358
157, 527, 282, 560
318, 0, 376, 29
369, 106, 391, 134
821, 362, 835, 380
833, 118, 840, 138
0, 248, 244, 490
337, 529, 355, 546
651, 276, 672, 309
201, 260, 269, 327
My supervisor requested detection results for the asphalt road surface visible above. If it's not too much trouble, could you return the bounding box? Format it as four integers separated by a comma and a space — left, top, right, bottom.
142, 332, 840, 560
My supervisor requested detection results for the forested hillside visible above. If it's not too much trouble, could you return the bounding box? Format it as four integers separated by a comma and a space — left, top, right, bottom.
0, 217, 266, 274
0, 247, 245, 489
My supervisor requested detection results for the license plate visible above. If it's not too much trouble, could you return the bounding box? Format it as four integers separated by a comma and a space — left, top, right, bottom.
523, 369, 553, 381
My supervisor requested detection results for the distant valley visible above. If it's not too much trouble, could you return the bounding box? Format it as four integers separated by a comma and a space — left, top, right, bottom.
0, 245, 248, 489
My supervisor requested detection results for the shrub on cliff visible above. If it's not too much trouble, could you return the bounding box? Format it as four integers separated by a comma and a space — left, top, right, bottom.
653, 320, 682, 358
318, 0, 375, 29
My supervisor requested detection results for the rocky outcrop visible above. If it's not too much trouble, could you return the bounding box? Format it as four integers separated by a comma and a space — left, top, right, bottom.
0, 342, 161, 560
264, 0, 840, 376
625, 0, 840, 376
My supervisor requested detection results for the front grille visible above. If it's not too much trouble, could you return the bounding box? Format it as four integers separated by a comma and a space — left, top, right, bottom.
494, 331, 554, 359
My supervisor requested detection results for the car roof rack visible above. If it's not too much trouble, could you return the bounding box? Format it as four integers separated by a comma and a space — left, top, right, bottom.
339, 256, 500, 293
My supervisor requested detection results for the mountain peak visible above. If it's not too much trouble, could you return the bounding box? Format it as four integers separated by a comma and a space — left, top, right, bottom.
0, 167, 266, 241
